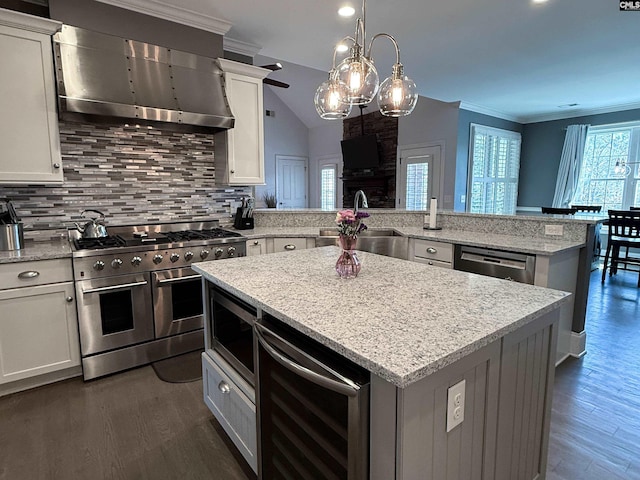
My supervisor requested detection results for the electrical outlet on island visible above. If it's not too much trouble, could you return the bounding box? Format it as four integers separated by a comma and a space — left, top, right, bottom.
545, 224, 564, 236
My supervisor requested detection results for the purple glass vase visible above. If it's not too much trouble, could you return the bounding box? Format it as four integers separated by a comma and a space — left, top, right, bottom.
336, 235, 361, 278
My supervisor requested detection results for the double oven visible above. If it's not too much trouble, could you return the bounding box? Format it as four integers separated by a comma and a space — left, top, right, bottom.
71, 221, 246, 380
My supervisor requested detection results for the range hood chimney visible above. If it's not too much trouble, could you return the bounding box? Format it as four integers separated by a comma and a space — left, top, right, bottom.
53, 25, 234, 131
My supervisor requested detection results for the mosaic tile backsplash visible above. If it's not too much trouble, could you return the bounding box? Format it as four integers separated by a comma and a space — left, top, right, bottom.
0, 121, 252, 231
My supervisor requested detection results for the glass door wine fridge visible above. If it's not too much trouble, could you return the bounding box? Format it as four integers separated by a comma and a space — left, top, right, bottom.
255, 316, 370, 480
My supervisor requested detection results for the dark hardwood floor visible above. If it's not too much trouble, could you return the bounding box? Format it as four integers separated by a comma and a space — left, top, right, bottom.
0, 268, 638, 479
547, 269, 640, 480
0, 361, 255, 480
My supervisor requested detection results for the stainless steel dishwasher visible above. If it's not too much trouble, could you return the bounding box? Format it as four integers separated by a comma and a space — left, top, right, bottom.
255, 316, 370, 480
454, 244, 536, 284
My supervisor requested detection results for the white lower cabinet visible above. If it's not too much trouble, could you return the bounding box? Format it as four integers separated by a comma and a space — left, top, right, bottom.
202, 351, 257, 473
246, 237, 267, 256
0, 259, 80, 391
271, 237, 315, 253
409, 238, 453, 268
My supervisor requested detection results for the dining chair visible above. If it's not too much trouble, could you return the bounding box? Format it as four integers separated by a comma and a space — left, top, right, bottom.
571, 205, 602, 213
601, 209, 640, 287
541, 207, 577, 215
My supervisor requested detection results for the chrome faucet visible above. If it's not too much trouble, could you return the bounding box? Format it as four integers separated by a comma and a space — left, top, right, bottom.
354, 190, 368, 215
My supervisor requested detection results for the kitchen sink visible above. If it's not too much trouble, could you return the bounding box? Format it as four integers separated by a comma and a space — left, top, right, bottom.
316, 229, 408, 260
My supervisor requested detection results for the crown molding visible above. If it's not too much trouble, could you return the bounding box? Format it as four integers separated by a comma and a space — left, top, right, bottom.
458, 101, 522, 123
223, 37, 262, 57
94, 0, 232, 35
0, 7, 61, 34
520, 102, 640, 124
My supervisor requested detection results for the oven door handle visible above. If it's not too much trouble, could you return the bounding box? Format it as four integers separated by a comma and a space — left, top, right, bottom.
156, 274, 202, 285
82, 280, 148, 294
255, 323, 360, 397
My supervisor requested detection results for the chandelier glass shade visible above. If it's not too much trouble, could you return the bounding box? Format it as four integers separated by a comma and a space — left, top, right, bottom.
314, 73, 352, 119
314, 0, 418, 119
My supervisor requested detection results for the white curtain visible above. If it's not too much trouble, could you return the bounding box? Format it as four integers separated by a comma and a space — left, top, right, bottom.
552, 124, 589, 208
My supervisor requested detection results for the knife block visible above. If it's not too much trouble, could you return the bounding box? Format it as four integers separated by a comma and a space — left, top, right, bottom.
234, 208, 254, 230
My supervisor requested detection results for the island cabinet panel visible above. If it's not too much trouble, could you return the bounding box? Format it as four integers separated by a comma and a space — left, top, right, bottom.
387, 341, 501, 480
202, 352, 257, 472
495, 310, 558, 480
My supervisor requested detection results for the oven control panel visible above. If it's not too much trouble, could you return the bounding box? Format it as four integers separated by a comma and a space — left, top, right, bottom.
73, 242, 246, 279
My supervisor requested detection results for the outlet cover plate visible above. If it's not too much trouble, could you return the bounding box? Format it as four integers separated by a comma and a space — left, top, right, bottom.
447, 379, 466, 432
545, 224, 564, 236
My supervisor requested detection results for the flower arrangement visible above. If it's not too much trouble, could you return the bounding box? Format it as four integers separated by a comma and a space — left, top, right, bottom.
335, 209, 369, 238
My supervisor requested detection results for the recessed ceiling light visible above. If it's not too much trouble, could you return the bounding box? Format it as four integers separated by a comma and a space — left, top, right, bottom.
335, 43, 349, 53
532, 0, 549, 3
557, 103, 579, 108
338, 5, 355, 17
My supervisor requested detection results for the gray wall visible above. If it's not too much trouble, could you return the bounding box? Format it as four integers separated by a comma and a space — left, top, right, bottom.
257, 87, 310, 207
518, 108, 640, 207
308, 122, 343, 208
48, 0, 223, 58
398, 97, 460, 210
456, 110, 523, 211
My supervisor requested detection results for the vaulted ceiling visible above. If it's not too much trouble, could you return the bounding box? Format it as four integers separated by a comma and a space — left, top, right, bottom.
97, 0, 640, 127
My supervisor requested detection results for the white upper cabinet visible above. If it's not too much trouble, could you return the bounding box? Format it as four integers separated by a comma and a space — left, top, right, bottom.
0, 9, 62, 184
215, 59, 269, 185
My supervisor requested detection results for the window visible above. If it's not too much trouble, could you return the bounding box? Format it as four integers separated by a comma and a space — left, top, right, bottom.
397, 145, 440, 210
405, 162, 429, 210
468, 124, 521, 215
320, 165, 337, 210
573, 123, 640, 210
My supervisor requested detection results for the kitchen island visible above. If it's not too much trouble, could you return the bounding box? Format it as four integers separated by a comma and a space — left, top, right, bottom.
193, 246, 570, 479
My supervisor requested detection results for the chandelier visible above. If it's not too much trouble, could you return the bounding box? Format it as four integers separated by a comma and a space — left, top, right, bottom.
613, 159, 639, 177
314, 0, 418, 120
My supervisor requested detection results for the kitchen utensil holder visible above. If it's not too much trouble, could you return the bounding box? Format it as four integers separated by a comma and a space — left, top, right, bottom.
0, 223, 24, 250
234, 208, 254, 230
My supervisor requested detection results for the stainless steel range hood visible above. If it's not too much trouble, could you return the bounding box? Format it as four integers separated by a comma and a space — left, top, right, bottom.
53, 25, 234, 131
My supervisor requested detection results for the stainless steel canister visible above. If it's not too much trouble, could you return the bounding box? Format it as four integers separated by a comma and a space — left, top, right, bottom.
0, 223, 24, 250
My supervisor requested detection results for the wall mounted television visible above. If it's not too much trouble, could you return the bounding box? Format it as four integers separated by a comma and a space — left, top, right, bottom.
341, 134, 380, 170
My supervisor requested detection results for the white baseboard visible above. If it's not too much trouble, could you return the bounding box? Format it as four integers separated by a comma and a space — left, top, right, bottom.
569, 331, 587, 358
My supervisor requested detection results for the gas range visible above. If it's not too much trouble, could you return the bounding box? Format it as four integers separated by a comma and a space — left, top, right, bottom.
70, 220, 246, 380
70, 220, 246, 279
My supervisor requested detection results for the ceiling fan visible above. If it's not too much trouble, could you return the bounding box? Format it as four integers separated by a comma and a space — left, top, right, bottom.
260, 63, 290, 89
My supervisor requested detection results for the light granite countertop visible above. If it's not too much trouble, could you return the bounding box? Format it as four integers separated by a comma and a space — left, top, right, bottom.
193, 246, 570, 388
234, 226, 583, 256
397, 227, 584, 255
0, 239, 72, 264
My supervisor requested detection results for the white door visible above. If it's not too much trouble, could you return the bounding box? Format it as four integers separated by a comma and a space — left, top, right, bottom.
397, 145, 442, 210
276, 155, 308, 209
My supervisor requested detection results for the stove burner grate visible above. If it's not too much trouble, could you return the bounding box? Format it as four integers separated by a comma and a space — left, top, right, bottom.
74, 235, 126, 251
163, 228, 242, 242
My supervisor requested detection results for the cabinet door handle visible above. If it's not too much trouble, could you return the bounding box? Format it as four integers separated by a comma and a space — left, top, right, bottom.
426, 247, 437, 254
284, 244, 296, 250
230, 169, 235, 174
18, 271, 40, 279
53, 163, 61, 169
218, 381, 231, 394
66, 296, 73, 302
253, 240, 259, 245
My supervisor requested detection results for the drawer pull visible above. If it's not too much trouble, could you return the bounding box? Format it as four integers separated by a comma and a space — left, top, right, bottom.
426, 247, 437, 254
218, 381, 231, 394
284, 244, 296, 251
428, 261, 434, 265
254, 240, 259, 245
18, 271, 40, 279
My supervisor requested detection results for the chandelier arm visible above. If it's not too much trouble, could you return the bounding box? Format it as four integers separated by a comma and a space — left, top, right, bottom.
366, 33, 401, 64
332, 36, 357, 68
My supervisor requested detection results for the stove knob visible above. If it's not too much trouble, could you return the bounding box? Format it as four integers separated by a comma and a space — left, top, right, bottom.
153, 254, 163, 264
93, 260, 105, 271
184, 251, 194, 261
131, 256, 142, 267
214, 248, 224, 258
200, 249, 210, 260
111, 258, 123, 269
227, 246, 236, 257
170, 253, 180, 263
